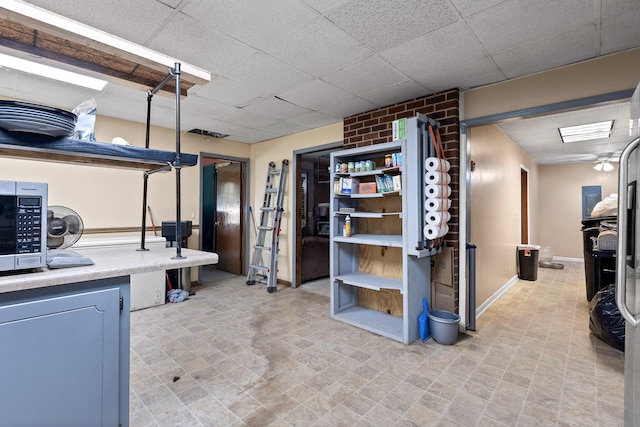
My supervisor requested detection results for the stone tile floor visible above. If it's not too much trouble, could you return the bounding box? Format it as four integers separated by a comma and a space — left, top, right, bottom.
129, 261, 624, 426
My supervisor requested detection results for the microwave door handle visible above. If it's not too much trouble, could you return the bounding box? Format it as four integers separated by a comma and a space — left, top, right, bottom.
617, 137, 640, 327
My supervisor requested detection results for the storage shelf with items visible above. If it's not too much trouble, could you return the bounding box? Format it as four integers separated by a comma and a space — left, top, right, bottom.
330, 124, 442, 344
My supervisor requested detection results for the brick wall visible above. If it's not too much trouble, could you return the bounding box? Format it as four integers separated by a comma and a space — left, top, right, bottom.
342, 89, 461, 309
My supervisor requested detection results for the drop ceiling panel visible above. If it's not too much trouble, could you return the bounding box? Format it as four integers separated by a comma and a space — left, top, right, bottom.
24, 0, 173, 45
190, 77, 267, 108
180, 0, 319, 51
316, 96, 377, 120
492, 25, 597, 79
180, 95, 238, 119
450, 0, 508, 18
322, 55, 409, 95
380, 22, 487, 80
466, 0, 595, 55
146, 13, 259, 77
218, 109, 281, 131
278, 79, 354, 111
601, 9, 640, 55
326, 0, 459, 52
263, 18, 371, 77
226, 53, 314, 95
243, 97, 312, 121
263, 120, 309, 136
416, 57, 504, 92
286, 111, 339, 129
360, 81, 433, 106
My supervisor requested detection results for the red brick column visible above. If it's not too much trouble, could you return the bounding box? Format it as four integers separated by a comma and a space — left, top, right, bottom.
342, 89, 461, 309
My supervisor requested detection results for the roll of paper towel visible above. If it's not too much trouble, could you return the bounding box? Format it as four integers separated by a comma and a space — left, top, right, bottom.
425, 184, 452, 198
425, 157, 450, 172
425, 171, 451, 185
423, 223, 449, 240
424, 198, 451, 212
425, 211, 451, 225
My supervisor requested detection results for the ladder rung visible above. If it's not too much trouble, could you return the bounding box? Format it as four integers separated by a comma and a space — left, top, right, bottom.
270, 169, 281, 175
254, 245, 271, 251
249, 265, 269, 271
266, 188, 278, 193
261, 207, 276, 211
258, 226, 273, 231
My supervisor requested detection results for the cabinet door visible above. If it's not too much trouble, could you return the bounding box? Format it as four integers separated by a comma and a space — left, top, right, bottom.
0, 288, 121, 427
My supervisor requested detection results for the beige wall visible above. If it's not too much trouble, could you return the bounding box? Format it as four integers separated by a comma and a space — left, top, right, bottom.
249, 123, 343, 282
0, 114, 250, 275
463, 48, 640, 312
538, 163, 618, 259
464, 48, 640, 119
469, 125, 539, 306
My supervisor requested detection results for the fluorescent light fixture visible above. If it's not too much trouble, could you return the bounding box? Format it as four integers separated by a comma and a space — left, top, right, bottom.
559, 120, 614, 143
0, 52, 107, 90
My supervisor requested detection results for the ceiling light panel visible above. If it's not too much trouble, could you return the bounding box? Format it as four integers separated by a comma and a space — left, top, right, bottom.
559, 120, 614, 143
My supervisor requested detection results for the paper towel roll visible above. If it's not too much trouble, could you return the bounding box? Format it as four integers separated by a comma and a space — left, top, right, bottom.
424, 198, 451, 212
425, 184, 452, 198
423, 223, 449, 240
424, 157, 451, 172
425, 171, 451, 185
425, 211, 451, 226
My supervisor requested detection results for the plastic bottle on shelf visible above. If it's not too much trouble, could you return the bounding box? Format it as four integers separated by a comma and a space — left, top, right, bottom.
344, 215, 351, 237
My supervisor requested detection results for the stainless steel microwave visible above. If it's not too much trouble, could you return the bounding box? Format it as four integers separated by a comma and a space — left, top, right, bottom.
0, 181, 47, 271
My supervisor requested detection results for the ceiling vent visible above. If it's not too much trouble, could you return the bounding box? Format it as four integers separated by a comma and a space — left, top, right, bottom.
188, 129, 229, 139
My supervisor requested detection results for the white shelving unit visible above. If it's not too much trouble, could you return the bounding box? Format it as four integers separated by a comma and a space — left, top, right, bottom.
330, 126, 438, 344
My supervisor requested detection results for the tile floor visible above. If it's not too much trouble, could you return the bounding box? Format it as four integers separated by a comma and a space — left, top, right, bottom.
129, 261, 625, 426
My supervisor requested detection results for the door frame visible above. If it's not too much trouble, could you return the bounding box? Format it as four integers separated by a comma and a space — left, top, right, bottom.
520, 165, 530, 244
459, 89, 634, 331
198, 152, 250, 280
291, 141, 343, 288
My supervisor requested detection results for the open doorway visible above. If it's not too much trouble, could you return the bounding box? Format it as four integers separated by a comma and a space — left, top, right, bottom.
199, 153, 249, 283
292, 142, 342, 289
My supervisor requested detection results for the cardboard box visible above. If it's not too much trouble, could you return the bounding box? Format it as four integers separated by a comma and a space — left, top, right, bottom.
392, 175, 401, 192
340, 177, 359, 194
431, 281, 455, 312
359, 182, 377, 194
432, 246, 454, 287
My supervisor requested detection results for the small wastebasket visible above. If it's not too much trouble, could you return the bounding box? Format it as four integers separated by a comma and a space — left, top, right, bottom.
428, 309, 460, 345
518, 244, 540, 281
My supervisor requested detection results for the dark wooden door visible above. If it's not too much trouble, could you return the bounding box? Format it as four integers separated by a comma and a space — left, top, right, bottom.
215, 162, 243, 274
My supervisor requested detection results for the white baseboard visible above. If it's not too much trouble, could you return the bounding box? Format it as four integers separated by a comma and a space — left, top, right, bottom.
476, 275, 519, 319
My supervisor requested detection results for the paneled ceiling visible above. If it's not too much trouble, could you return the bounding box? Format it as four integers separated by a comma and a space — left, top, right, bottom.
0, 0, 640, 165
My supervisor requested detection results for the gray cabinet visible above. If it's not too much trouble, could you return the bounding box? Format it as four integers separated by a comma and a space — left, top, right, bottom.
330, 129, 437, 344
0, 277, 130, 427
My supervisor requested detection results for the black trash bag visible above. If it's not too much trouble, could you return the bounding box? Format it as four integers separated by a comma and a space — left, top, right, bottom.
589, 284, 625, 351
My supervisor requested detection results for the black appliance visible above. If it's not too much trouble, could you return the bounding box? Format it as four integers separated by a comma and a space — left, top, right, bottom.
581, 216, 616, 300
161, 220, 192, 248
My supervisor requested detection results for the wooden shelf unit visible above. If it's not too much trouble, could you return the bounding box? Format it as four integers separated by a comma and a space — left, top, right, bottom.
330, 134, 437, 344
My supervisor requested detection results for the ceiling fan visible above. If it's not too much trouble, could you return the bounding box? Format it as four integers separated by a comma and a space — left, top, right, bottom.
592, 152, 621, 171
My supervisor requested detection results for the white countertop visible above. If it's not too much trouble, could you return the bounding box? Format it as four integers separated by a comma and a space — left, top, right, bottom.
0, 247, 218, 294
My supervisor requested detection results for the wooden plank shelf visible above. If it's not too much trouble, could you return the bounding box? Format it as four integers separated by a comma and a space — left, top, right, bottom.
335, 271, 403, 293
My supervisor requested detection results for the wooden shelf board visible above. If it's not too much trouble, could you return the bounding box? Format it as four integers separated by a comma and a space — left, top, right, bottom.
333, 306, 403, 342
333, 234, 402, 247
335, 271, 403, 293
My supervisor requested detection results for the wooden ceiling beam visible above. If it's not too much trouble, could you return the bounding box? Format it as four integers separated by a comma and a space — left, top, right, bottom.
0, 0, 210, 94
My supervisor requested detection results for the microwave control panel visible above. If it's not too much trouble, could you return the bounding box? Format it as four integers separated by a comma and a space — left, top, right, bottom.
16, 197, 43, 254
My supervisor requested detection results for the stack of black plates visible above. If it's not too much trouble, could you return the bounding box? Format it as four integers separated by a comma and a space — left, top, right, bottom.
0, 100, 77, 137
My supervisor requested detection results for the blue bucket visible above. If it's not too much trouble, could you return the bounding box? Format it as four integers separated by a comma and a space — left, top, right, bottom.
428, 309, 460, 345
